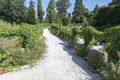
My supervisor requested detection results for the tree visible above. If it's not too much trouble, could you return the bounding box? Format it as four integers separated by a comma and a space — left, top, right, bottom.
72, 0, 87, 23
89, 5, 99, 25
56, 0, 71, 16
46, 0, 56, 23
0, 0, 5, 15
0, 0, 26, 23
109, 0, 120, 6
37, 0, 44, 23
27, 0, 36, 24
93, 5, 99, 15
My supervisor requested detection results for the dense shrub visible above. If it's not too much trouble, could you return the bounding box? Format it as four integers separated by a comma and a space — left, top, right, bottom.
50, 25, 120, 79
0, 22, 45, 72
94, 5, 120, 26
82, 26, 103, 57
104, 25, 120, 63
19, 24, 40, 49
87, 50, 107, 68
62, 16, 71, 26
0, 24, 40, 49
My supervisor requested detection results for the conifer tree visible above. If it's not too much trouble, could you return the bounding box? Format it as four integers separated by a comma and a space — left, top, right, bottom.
37, 0, 44, 23
46, 0, 56, 23
27, 0, 36, 24
109, 0, 120, 6
56, 0, 71, 16
72, 0, 87, 23
0, 0, 26, 23
93, 5, 99, 15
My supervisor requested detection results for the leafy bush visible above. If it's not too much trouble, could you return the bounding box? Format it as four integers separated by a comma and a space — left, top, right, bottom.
104, 25, 120, 63
50, 24, 120, 80
62, 16, 71, 26
94, 5, 120, 26
0, 21, 45, 72
87, 50, 107, 68
0, 23, 40, 49
82, 26, 103, 56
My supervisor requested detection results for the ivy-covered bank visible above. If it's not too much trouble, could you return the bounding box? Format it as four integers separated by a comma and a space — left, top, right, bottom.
50, 25, 120, 80
0, 21, 45, 72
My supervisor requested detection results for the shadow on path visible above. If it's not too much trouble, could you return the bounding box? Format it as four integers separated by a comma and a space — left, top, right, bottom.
59, 38, 101, 80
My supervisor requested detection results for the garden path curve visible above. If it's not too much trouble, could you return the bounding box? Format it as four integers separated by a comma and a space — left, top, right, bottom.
0, 28, 99, 80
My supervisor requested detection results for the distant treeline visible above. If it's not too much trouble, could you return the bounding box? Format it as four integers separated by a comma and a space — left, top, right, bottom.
0, 0, 120, 27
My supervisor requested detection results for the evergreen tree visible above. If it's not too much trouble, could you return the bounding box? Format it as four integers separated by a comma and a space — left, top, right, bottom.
37, 0, 44, 23
88, 5, 99, 25
0, 0, 5, 16
72, 0, 87, 23
0, 0, 26, 23
109, 0, 120, 6
27, 0, 36, 24
46, 0, 56, 23
56, 0, 71, 16
93, 5, 99, 15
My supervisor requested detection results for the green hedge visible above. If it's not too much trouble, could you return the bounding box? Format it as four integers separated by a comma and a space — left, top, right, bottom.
104, 25, 120, 63
50, 25, 120, 80
50, 25, 120, 63
0, 23, 44, 72
0, 24, 40, 49
94, 5, 120, 26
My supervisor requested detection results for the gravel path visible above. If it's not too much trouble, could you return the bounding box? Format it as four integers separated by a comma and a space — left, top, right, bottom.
0, 28, 99, 80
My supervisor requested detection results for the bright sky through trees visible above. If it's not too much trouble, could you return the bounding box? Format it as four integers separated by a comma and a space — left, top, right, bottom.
25, 0, 112, 13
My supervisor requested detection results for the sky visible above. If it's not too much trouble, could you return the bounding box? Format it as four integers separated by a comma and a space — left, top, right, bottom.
25, 0, 112, 14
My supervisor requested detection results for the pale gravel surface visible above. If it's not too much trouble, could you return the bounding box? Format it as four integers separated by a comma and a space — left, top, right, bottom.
0, 28, 98, 80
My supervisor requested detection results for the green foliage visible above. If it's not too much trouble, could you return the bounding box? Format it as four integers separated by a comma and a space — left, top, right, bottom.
94, 5, 120, 26
98, 62, 120, 80
83, 26, 103, 49
27, 0, 36, 24
87, 50, 105, 68
50, 24, 120, 79
46, 0, 56, 24
0, 49, 15, 72
93, 5, 99, 15
0, 0, 26, 23
0, 36, 45, 72
109, 0, 120, 6
63, 16, 71, 26
0, 23, 40, 49
37, 0, 44, 23
0, 21, 45, 72
54, 13, 63, 24
104, 26, 120, 63
56, 0, 71, 16
19, 24, 40, 49
72, 0, 88, 24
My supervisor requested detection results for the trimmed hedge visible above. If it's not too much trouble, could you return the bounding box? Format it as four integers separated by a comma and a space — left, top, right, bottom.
94, 5, 120, 26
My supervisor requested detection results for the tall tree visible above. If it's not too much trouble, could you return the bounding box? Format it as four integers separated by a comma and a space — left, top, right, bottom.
72, 0, 87, 23
37, 0, 44, 23
0, 0, 6, 15
93, 5, 99, 15
109, 0, 120, 6
46, 0, 56, 23
88, 5, 99, 25
0, 0, 26, 23
56, 0, 71, 16
27, 0, 36, 24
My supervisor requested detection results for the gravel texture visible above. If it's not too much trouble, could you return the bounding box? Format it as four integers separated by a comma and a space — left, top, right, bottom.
0, 28, 100, 80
